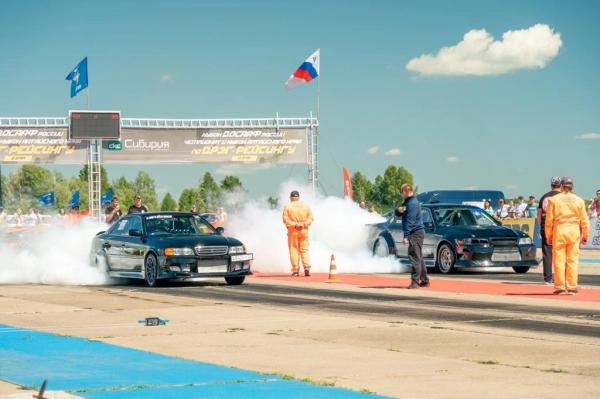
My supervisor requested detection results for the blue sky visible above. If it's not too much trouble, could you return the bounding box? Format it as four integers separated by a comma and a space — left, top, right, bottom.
1, 0, 598, 201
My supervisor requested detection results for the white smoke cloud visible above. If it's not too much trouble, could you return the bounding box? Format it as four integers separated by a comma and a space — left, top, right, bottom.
0, 220, 110, 285
406, 24, 562, 76
227, 180, 409, 274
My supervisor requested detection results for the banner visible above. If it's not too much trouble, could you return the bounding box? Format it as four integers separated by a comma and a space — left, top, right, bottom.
0, 127, 309, 165
501, 217, 536, 238
102, 128, 309, 164
342, 167, 353, 199
582, 217, 600, 249
0, 127, 86, 164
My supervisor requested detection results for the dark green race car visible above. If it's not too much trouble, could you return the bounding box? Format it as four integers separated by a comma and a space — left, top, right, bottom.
368, 204, 538, 274
90, 212, 253, 286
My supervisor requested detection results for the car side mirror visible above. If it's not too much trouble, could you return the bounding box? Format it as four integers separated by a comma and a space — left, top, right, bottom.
95, 231, 106, 236
216, 227, 225, 235
129, 229, 144, 237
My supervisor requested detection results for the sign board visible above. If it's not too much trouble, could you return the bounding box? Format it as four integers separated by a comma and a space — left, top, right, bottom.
69, 110, 121, 140
582, 217, 600, 249
102, 127, 309, 164
0, 126, 309, 165
0, 127, 86, 164
501, 217, 536, 238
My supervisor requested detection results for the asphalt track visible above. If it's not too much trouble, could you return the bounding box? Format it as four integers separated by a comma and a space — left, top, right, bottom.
119, 280, 600, 339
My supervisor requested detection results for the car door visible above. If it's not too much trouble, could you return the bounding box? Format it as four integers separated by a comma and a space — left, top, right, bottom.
103, 217, 132, 270
388, 213, 408, 258
119, 215, 146, 271
421, 208, 436, 259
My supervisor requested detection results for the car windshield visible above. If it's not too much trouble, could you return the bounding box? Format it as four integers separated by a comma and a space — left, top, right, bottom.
433, 207, 498, 227
145, 215, 215, 236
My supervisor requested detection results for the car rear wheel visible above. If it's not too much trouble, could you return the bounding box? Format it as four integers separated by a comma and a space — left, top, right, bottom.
373, 238, 391, 257
512, 266, 530, 274
145, 254, 159, 287
436, 243, 456, 274
225, 276, 245, 285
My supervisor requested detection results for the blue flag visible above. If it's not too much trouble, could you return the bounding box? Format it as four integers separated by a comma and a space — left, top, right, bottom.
68, 191, 80, 209
38, 192, 55, 207
65, 57, 88, 98
101, 188, 113, 206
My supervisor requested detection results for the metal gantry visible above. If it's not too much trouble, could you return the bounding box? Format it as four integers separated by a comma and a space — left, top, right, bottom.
0, 114, 320, 217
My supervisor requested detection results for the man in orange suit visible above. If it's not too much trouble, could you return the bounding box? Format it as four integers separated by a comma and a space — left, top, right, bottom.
545, 177, 590, 295
282, 190, 314, 276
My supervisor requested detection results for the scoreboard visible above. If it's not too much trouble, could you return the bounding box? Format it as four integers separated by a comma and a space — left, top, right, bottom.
69, 110, 121, 140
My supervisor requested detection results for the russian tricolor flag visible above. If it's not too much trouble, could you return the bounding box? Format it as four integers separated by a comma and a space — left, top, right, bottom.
285, 49, 320, 89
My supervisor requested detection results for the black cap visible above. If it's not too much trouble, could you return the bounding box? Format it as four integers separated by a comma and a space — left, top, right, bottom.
561, 176, 574, 187
290, 190, 300, 197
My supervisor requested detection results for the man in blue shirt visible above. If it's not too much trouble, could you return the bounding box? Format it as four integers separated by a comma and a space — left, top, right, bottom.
396, 183, 430, 289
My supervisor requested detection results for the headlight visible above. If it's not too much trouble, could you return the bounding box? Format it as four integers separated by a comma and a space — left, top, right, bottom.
518, 237, 533, 245
229, 245, 245, 254
164, 247, 195, 256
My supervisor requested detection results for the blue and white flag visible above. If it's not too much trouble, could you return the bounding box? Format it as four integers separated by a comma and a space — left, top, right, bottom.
38, 192, 55, 207
101, 188, 113, 206
65, 57, 88, 98
68, 191, 80, 209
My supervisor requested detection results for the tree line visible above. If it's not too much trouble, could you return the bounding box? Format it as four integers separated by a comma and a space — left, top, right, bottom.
0, 164, 415, 214
350, 165, 415, 212
0, 165, 243, 213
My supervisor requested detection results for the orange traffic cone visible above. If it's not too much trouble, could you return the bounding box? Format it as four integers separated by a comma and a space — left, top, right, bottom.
325, 254, 342, 283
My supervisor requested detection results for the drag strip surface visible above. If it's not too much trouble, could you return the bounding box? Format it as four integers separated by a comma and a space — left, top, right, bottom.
115, 282, 600, 339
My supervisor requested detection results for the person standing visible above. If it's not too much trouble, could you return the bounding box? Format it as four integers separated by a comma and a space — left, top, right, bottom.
494, 198, 509, 220
526, 196, 538, 219
128, 194, 148, 214
396, 183, 429, 289
545, 177, 589, 295
588, 189, 600, 218
515, 196, 528, 218
105, 196, 122, 225
538, 177, 562, 284
282, 190, 313, 277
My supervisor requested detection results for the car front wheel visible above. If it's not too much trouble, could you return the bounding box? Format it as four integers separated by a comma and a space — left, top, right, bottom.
373, 238, 391, 258
512, 266, 530, 274
225, 276, 245, 285
436, 243, 456, 274
145, 254, 159, 287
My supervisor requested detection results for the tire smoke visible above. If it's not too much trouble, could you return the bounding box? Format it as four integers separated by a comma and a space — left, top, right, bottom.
0, 220, 110, 285
226, 180, 410, 274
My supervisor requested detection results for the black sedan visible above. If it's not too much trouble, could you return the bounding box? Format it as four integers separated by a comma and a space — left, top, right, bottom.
90, 212, 253, 286
368, 204, 538, 274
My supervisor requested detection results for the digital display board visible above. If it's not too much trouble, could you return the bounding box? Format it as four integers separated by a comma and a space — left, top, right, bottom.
69, 110, 121, 140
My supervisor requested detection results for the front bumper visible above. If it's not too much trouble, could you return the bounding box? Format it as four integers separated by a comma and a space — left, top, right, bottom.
156, 253, 253, 279
456, 244, 538, 268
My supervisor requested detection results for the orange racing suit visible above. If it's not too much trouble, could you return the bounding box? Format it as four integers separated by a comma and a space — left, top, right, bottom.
545, 192, 590, 291
282, 201, 314, 273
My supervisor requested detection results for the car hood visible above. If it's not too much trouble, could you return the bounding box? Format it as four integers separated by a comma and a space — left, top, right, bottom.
437, 225, 522, 238
150, 234, 242, 247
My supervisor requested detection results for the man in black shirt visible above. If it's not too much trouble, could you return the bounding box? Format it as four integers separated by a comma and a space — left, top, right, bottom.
396, 183, 429, 289
538, 177, 562, 284
128, 194, 148, 214
105, 196, 122, 224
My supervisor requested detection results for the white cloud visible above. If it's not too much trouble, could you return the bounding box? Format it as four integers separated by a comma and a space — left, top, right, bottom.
447, 156, 460, 162
576, 132, 600, 140
406, 24, 562, 77
506, 184, 518, 190
161, 73, 175, 82
367, 146, 380, 155
384, 148, 401, 156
